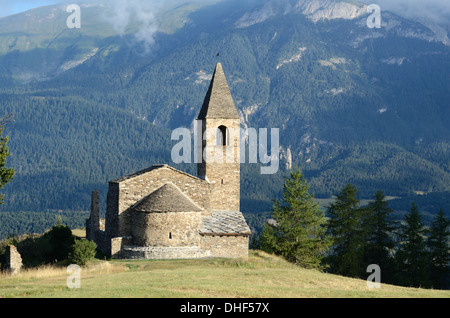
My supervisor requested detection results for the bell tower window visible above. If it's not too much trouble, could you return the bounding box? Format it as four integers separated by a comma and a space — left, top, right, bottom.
217, 126, 228, 146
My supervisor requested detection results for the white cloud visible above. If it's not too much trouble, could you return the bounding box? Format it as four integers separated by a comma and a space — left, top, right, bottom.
73, 0, 217, 53
100, 0, 162, 53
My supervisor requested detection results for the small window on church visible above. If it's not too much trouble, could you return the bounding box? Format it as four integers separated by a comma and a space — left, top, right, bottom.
169, 232, 172, 239
217, 126, 228, 146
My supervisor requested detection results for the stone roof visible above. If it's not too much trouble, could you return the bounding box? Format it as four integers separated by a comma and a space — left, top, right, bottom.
200, 211, 251, 236
110, 164, 207, 184
197, 62, 240, 120
132, 183, 203, 213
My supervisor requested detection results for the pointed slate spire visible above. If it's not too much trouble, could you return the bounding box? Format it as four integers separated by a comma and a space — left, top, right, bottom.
197, 62, 240, 120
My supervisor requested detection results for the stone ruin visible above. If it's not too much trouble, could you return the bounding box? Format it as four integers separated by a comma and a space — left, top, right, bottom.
6, 245, 23, 275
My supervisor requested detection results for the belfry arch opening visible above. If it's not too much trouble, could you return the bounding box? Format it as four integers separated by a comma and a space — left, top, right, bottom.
217, 125, 228, 146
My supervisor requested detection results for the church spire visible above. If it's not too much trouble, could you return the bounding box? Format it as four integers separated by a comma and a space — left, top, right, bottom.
197, 63, 240, 120
196, 62, 241, 212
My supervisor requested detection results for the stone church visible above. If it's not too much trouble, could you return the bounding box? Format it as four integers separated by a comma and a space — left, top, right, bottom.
86, 62, 251, 260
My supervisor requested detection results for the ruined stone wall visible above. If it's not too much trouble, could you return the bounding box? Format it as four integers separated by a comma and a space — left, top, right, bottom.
132, 211, 202, 247
109, 166, 211, 239
99, 218, 105, 231
86, 189, 110, 255
200, 235, 249, 259
111, 237, 123, 259
105, 182, 120, 239
92, 229, 108, 256
86, 190, 100, 242
6, 245, 23, 275
198, 118, 240, 212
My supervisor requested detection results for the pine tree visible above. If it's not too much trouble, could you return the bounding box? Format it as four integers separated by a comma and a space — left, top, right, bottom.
326, 184, 366, 278
363, 190, 397, 283
0, 114, 15, 205
395, 203, 430, 288
258, 168, 332, 270
427, 209, 450, 290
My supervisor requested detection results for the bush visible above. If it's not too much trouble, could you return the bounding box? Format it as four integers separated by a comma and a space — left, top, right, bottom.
43, 225, 75, 262
69, 239, 97, 266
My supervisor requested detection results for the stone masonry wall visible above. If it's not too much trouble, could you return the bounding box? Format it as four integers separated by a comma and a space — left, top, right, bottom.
112, 166, 211, 239
200, 235, 249, 259
122, 246, 211, 260
93, 229, 108, 256
86, 190, 100, 242
132, 211, 202, 247
105, 182, 120, 239
111, 237, 123, 259
198, 118, 240, 212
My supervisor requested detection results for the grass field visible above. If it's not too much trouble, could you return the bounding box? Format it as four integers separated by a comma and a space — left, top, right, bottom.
1, 251, 449, 299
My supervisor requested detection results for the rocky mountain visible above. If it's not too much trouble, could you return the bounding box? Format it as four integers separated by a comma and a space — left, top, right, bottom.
0, 0, 449, 223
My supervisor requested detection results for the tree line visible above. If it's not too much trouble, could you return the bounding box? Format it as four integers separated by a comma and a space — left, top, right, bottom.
0, 113, 14, 206
253, 168, 450, 290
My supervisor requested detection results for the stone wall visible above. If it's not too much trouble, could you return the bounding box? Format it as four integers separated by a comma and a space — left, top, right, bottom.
111, 237, 123, 259
201, 235, 249, 259
105, 182, 120, 239
122, 246, 211, 260
93, 229, 108, 256
132, 211, 202, 247
6, 245, 23, 275
86, 189, 110, 255
86, 190, 100, 242
198, 118, 240, 212
107, 165, 211, 239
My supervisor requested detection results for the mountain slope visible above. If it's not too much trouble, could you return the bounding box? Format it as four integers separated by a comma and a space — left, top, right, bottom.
0, 0, 449, 226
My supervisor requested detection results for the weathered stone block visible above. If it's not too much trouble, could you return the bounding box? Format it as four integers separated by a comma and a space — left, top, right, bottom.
6, 245, 23, 275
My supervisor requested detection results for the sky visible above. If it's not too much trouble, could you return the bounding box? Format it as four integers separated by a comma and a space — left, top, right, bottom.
0, 0, 58, 17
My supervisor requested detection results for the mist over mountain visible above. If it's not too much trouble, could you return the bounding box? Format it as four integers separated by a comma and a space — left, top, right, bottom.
0, 0, 449, 235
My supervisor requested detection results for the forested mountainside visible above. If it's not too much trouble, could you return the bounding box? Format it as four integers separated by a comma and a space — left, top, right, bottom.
0, 0, 449, 238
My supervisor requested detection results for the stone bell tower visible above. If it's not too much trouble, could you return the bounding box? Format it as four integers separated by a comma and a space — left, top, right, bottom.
197, 62, 240, 212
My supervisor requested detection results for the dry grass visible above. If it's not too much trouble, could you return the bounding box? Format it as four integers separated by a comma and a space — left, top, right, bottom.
0, 261, 127, 281
38, 262, 124, 277
71, 229, 86, 238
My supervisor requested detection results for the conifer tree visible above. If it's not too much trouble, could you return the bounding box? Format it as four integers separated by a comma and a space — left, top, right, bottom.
326, 184, 366, 278
427, 209, 450, 290
395, 203, 430, 288
258, 168, 331, 270
363, 190, 397, 283
0, 114, 15, 205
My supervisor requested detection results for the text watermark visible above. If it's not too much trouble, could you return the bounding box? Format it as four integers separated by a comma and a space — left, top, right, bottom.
66, 264, 81, 289
367, 4, 382, 29
171, 121, 280, 175
66, 4, 81, 29
366, 264, 381, 289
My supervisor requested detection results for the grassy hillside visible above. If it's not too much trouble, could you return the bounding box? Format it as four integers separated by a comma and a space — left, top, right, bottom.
0, 251, 449, 298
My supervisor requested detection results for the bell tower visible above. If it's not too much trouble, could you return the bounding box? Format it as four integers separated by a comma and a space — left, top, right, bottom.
197, 62, 240, 212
